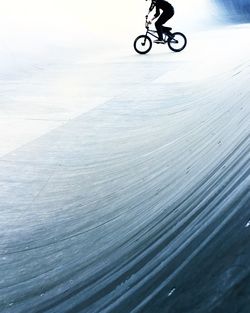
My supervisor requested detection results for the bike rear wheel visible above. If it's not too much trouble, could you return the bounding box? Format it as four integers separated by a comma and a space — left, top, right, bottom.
134, 35, 152, 54
168, 32, 187, 52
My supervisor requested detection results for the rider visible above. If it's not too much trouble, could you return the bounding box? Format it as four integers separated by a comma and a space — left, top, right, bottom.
148, 0, 174, 44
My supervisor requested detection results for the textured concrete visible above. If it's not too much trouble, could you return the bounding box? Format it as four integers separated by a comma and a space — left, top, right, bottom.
0, 26, 250, 313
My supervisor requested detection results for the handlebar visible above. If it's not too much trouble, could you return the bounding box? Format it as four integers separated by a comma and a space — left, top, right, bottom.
145, 15, 151, 28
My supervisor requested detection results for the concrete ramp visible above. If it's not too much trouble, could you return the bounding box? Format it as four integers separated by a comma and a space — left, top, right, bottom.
0, 25, 250, 313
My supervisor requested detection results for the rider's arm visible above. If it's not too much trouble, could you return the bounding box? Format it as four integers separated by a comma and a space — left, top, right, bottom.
148, 0, 156, 12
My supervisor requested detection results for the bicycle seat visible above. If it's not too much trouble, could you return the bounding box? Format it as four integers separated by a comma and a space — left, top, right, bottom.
162, 26, 172, 33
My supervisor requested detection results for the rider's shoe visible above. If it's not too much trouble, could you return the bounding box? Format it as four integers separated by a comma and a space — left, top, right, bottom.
154, 39, 165, 44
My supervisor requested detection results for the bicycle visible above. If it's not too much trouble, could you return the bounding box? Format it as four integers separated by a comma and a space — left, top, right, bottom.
134, 15, 187, 54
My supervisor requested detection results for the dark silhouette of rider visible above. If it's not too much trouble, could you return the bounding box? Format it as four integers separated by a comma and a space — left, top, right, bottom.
148, 0, 174, 43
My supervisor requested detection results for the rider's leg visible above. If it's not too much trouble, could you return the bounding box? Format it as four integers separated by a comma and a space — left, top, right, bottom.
155, 10, 174, 40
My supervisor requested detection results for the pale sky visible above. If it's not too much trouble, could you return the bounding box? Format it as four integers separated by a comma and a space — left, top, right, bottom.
0, 0, 214, 38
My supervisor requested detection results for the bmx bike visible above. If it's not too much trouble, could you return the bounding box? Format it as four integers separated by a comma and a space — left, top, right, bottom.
134, 15, 187, 54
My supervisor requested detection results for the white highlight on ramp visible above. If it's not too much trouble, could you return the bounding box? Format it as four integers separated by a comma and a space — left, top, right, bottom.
154, 25, 250, 83
245, 221, 250, 228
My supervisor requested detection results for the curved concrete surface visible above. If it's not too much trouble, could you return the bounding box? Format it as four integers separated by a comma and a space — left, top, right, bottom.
0, 17, 250, 313
214, 0, 250, 22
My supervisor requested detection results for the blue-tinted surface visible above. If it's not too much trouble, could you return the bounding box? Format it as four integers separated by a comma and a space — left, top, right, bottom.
215, 0, 250, 22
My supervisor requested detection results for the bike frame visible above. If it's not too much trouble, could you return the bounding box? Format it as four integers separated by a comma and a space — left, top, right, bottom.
144, 16, 177, 43
145, 28, 159, 40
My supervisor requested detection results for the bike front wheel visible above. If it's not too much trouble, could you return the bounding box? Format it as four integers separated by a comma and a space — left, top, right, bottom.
168, 32, 187, 52
134, 35, 152, 54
